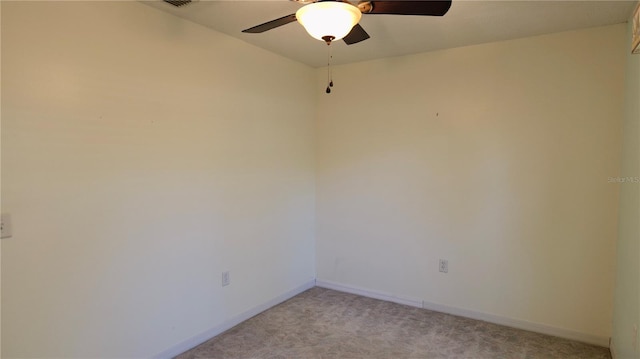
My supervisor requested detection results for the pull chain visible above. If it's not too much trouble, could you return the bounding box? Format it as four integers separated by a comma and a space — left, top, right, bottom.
326, 43, 333, 94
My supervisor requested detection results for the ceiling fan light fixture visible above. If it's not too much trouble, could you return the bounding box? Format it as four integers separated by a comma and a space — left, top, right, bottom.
296, 2, 362, 43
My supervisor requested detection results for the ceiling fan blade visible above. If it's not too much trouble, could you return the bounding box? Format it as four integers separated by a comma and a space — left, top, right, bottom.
365, 1, 452, 16
242, 14, 297, 34
343, 24, 370, 45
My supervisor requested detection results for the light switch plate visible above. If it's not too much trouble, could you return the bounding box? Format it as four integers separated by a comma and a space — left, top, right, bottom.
1, 213, 13, 239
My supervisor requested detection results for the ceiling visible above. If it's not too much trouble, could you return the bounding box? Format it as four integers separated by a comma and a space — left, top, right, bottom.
143, 0, 636, 68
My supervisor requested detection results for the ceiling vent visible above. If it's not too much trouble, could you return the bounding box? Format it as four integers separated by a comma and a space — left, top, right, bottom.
163, 0, 192, 7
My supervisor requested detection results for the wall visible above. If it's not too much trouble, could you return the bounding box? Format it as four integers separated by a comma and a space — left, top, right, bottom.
0, 2, 3, 356
1, 2, 316, 357
611, 8, 640, 358
316, 24, 625, 344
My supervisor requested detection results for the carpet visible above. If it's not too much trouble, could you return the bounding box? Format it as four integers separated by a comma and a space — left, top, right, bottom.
176, 287, 611, 359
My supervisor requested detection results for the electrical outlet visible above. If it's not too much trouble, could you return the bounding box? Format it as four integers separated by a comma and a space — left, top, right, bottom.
439, 259, 448, 273
1, 213, 12, 239
222, 271, 230, 287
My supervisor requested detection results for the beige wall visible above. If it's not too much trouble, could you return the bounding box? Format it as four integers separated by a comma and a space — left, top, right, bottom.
1, 2, 316, 357
316, 24, 625, 342
0, 3, 3, 356
611, 9, 640, 359
2, 1, 631, 356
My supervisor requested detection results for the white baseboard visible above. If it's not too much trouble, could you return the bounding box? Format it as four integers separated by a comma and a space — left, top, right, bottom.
420, 298, 609, 347
610, 337, 616, 359
315, 279, 609, 348
315, 279, 423, 308
152, 279, 316, 359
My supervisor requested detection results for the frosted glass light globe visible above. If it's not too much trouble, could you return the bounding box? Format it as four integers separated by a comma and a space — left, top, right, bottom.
296, 2, 362, 42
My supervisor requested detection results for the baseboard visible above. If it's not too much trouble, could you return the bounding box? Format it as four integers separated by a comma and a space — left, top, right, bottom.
315, 279, 423, 308
610, 337, 616, 359
152, 279, 316, 359
316, 279, 609, 348
420, 299, 609, 347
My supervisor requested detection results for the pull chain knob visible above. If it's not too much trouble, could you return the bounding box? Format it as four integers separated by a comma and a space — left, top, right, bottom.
325, 41, 334, 94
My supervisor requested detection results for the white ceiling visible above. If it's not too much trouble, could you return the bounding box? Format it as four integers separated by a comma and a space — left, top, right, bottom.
143, 0, 636, 68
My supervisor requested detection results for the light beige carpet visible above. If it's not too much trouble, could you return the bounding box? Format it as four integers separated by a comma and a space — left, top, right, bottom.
176, 287, 611, 359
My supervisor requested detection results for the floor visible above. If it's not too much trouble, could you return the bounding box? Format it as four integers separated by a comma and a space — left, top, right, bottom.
176, 287, 611, 359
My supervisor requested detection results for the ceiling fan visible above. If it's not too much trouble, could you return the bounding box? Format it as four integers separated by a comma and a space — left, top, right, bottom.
242, 0, 452, 45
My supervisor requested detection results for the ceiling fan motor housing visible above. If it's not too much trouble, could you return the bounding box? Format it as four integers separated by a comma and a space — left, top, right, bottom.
357, 1, 373, 13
